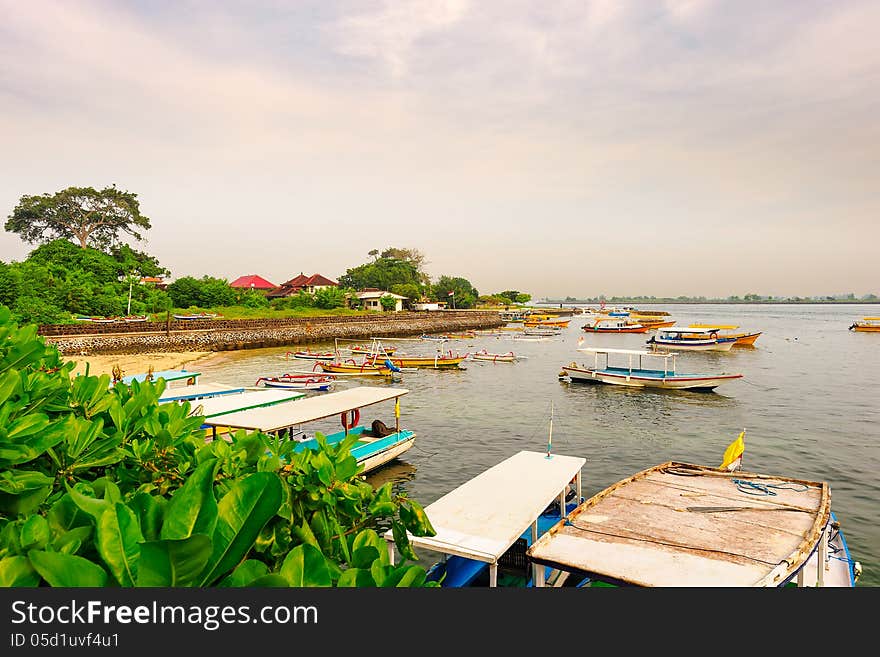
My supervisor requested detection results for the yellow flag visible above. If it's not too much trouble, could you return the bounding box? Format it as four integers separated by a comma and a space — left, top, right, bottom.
720, 430, 745, 471
395, 398, 400, 419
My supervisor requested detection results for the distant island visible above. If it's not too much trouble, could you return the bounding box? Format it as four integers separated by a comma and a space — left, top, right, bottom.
539, 294, 879, 305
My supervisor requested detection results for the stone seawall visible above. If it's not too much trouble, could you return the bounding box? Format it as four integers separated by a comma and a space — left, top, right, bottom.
41, 311, 504, 356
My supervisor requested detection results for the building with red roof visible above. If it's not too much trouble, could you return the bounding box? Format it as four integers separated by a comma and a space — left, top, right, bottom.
266, 273, 339, 298
229, 274, 277, 290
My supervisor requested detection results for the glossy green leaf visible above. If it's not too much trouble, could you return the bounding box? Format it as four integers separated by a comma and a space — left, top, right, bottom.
66, 482, 110, 521
279, 543, 332, 587
219, 559, 269, 587
391, 520, 417, 562
198, 472, 282, 586
95, 504, 143, 587
19, 515, 50, 551
0, 555, 39, 586
28, 550, 108, 587
136, 534, 212, 587
161, 458, 219, 540
129, 493, 164, 542
337, 567, 376, 587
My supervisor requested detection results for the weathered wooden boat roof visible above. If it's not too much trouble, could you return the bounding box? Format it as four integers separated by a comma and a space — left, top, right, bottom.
188, 388, 306, 418
661, 326, 719, 334
158, 383, 246, 402
527, 461, 830, 587
202, 386, 408, 432
385, 450, 585, 564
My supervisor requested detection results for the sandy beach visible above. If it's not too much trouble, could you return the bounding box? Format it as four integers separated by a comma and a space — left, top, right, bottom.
67, 351, 222, 379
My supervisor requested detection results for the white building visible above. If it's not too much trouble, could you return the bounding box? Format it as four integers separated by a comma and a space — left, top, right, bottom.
355, 288, 408, 312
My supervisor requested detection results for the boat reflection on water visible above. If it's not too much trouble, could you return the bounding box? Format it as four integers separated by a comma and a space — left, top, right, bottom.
363, 460, 418, 489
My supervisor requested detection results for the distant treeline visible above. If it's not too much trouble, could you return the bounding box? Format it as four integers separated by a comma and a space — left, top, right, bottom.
542, 295, 879, 304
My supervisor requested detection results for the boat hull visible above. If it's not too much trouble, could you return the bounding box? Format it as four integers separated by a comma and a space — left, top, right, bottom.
562, 365, 742, 391
583, 326, 650, 334
294, 427, 415, 475
647, 338, 736, 351
319, 362, 395, 376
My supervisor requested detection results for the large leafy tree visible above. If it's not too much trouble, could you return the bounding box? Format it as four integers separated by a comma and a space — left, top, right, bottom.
338, 256, 424, 293
433, 275, 479, 309
6, 185, 151, 250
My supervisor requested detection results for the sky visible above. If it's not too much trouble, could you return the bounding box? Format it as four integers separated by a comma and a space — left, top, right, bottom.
1, 0, 878, 301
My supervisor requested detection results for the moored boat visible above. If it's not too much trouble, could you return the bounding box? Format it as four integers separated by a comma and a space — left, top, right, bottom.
560, 347, 743, 391
583, 317, 650, 334
471, 349, 517, 363
367, 352, 468, 369
255, 374, 336, 391
687, 324, 762, 345
646, 326, 736, 351
849, 317, 880, 332
527, 438, 861, 587
319, 359, 399, 377
202, 386, 416, 475
173, 312, 218, 320
287, 350, 336, 361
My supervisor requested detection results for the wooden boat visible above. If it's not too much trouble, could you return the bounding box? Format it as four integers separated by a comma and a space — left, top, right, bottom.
121, 315, 149, 322
255, 374, 336, 391
646, 326, 736, 351
849, 317, 880, 332
582, 317, 650, 334
202, 386, 416, 475
633, 317, 676, 329
522, 326, 562, 336
318, 359, 399, 377
524, 314, 571, 328
190, 388, 306, 419
367, 352, 468, 369
420, 331, 475, 341
158, 383, 247, 402
527, 457, 861, 587
344, 344, 397, 355
687, 324, 762, 345
384, 449, 587, 587
118, 369, 201, 387
287, 350, 336, 361
471, 349, 517, 363
75, 315, 120, 323
560, 347, 743, 391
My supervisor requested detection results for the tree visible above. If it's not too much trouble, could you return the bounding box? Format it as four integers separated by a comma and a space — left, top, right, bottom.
433, 276, 479, 309
6, 185, 151, 250
368, 249, 379, 261
380, 295, 397, 311
338, 257, 423, 292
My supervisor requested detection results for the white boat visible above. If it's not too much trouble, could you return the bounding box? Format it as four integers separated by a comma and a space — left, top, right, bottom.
646, 326, 736, 352
255, 374, 336, 391
527, 459, 861, 587
470, 349, 517, 363
201, 386, 415, 475
118, 369, 201, 387
560, 347, 743, 391
158, 382, 247, 402
384, 450, 586, 587
188, 388, 306, 420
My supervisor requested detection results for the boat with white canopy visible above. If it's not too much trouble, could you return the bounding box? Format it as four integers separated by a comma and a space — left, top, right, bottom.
157, 382, 246, 402
561, 347, 743, 391
384, 450, 586, 587
201, 386, 414, 475
646, 326, 736, 351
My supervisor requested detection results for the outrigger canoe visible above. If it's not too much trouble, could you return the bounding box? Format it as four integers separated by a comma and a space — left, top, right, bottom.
255, 374, 336, 391
687, 324, 762, 345
561, 347, 743, 391
366, 352, 468, 369
471, 349, 517, 363
319, 359, 399, 377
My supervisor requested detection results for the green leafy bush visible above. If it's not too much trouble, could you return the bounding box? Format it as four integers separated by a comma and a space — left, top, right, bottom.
0, 306, 436, 587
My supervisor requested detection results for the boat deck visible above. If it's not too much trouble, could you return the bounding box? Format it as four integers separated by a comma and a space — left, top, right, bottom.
527, 461, 836, 587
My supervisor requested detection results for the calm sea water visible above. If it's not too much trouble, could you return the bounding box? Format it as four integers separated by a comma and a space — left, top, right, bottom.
195, 304, 880, 586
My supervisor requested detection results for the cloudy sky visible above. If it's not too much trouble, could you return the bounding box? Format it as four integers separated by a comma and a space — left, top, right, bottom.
1, 0, 877, 300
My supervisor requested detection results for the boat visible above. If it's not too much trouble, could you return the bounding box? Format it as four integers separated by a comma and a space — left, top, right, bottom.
384, 449, 587, 587
189, 388, 306, 420
173, 312, 218, 320
499, 310, 527, 322
202, 386, 416, 475
366, 352, 468, 369
522, 326, 562, 336
687, 324, 762, 346
470, 349, 517, 363
560, 347, 743, 391
318, 359, 400, 377
523, 315, 571, 328
582, 317, 650, 334
344, 343, 397, 355
158, 382, 247, 402
527, 438, 861, 587
420, 332, 475, 341
118, 368, 201, 387
287, 350, 336, 361
74, 315, 120, 323
646, 326, 736, 351
849, 317, 880, 332
121, 315, 149, 323
255, 374, 336, 391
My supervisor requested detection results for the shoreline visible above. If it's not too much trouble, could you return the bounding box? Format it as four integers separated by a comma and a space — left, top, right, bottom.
69, 351, 224, 379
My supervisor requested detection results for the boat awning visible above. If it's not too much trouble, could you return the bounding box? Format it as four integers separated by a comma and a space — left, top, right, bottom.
189, 389, 306, 418
121, 370, 200, 385
158, 383, 246, 402
384, 450, 585, 564
527, 461, 830, 587
662, 326, 716, 334
688, 324, 739, 330
578, 347, 676, 357
202, 386, 408, 432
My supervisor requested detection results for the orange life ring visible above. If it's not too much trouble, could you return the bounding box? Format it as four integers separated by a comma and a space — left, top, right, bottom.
341, 408, 360, 430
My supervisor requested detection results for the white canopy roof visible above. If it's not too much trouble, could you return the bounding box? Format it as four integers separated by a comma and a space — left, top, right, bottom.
661, 326, 718, 334
384, 450, 585, 563
159, 383, 246, 402
121, 369, 200, 385
188, 389, 306, 418
202, 386, 408, 432
578, 347, 677, 357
